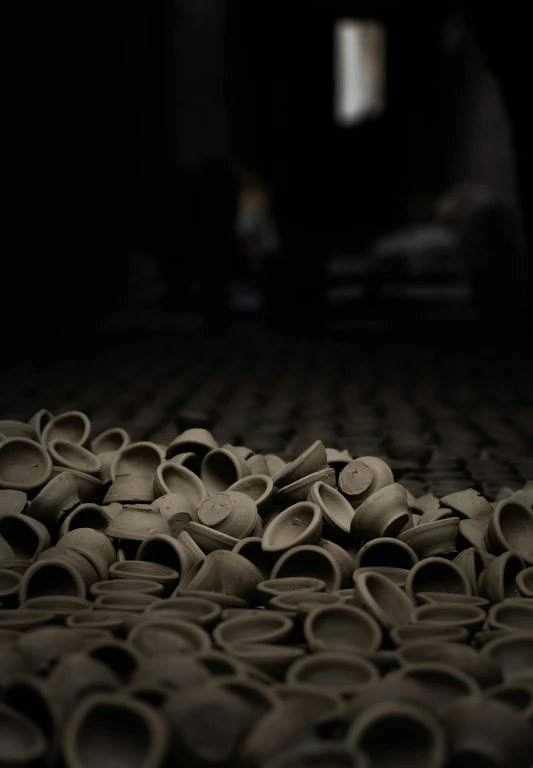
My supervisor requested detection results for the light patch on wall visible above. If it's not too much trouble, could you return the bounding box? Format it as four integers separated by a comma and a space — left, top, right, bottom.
334, 19, 386, 126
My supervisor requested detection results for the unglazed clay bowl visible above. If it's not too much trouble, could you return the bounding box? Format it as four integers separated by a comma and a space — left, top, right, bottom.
411, 603, 486, 634
186, 521, 239, 553
111, 442, 164, 481
154, 463, 208, 505
109, 561, 178, 591
232, 537, 276, 579
19, 558, 87, 602
91, 428, 131, 455
486, 498, 533, 563
59, 502, 117, 536
270, 545, 343, 592
166, 428, 218, 460
275, 468, 336, 508
0, 438, 52, 491
48, 440, 101, 476
397, 640, 501, 688
353, 537, 418, 570
227, 474, 274, 513
351, 484, 410, 541
269, 590, 340, 613
353, 570, 414, 629
0, 488, 27, 515
106, 505, 170, 541
517, 566, 533, 598
198, 491, 259, 539
390, 623, 469, 645
272, 440, 327, 489
481, 633, 533, 679
0, 702, 47, 766
129, 617, 211, 656
257, 577, 326, 605
41, 411, 91, 447
177, 550, 262, 604
201, 449, 251, 494
90, 579, 164, 598
0, 512, 51, 561
405, 557, 471, 603
146, 596, 221, 629
272, 684, 344, 727
287, 651, 379, 696
262, 502, 322, 553
399, 517, 460, 558
487, 600, 533, 632
440, 488, 493, 519
339, 456, 394, 506
136, 533, 204, 579
416, 592, 489, 608
26, 470, 104, 529
57, 528, 116, 567
479, 551, 524, 604
453, 547, 487, 595
308, 481, 355, 536
304, 603, 381, 654
353, 566, 410, 588
213, 612, 293, 648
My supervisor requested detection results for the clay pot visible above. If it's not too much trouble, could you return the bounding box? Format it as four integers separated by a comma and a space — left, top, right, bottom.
479, 551, 524, 604
270, 590, 340, 613
484, 681, 533, 717
275, 468, 336, 507
353, 537, 418, 570
405, 557, 471, 603
273, 684, 344, 727
195, 650, 249, 679
390, 623, 469, 645
94, 592, 162, 613
398, 517, 460, 558
201, 448, 251, 494
84, 638, 141, 682
346, 700, 445, 768
0, 421, 38, 442
353, 566, 410, 588
41, 411, 91, 447
60, 502, 117, 536
257, 577, 326, 605
304, 603, 381, 654
416, 506, 453, 525
111, 442, 163, 481
214, 612, 293, 648
246, 454, 269, 475
90, 579, 163, 598
154, 462, 208, 505
346, 674, 433, 721
397, 641, 501, 688
165, 685, 249, 768
270, 545, 343, 592
440, 488, 493, 518
91, 428, 131, 455
146, 596, 221, 628
262, 502, 322, 553
19, 558, 87, 601
49, 651, 120, 720
177, 550, 262, 603
338, 456, 393, 506
287, 651, 379, 696
166, 428, 218, 460
351, 484, 410, 541
106, 505, 169, 541
167, 451, 201, 474
411, 603, 486, 634
0, 513, 51, 560
136, 532, 204, 579
517, 566, 533, 598
187, 521, 239, 552
233, 537, 276, 578
453, 547, 487, 595
416, 592, 489, 608
353, 570, 415, 629
487, 600, 533, 632
132, 653, 210, 696
265, 454, 286, 477
444, 695, 533, 768
308, 481, 355, 537
0, 489, 27, 516
272, 440, 327, 489
0, 438, 52, 491
228, 475, 274, 514
66, 609, 129, 636
481, 633, 533, 679
109, 560, 178, 592
0, 609, 55, 631
48, 440, 101, 476
396, 662, 479, 713
104, 475, 156, 505
28, 409, 53, 442
26, 470, 104, 529
130, 616, 212, 656
63, 692, 168, 768
0, 702, 47, 767
22, 595, 92, 624
57, 528, 116, 566
198, 492, 259, 539
459, 515, 490, 551
486, 498, 533, 563
151, 493, 198, 523
321, 540, 354, 586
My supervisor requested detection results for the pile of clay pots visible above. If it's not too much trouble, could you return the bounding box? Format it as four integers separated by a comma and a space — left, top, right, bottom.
3, 411, 533, 767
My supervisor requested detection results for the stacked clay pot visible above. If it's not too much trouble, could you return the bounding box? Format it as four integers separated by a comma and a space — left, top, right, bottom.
2, 413, 533, 767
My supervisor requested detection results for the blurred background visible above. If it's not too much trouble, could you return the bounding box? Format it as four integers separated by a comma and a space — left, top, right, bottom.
1, 0, 530, 342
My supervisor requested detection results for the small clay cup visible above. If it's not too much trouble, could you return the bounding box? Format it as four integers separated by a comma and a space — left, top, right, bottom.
346, 700, 446, 768
22, 595, 92, 624
84, 638, 141, 682
353, 570, 415, 629
0, 609, 55, 632
275, 468, 336, 508
321, 540, 354, 586
395, 662, 479, 714
109, 560, 179, 592
146, 595, 221, 629
94, 592, 162, 613
257, 577, 326, 605
66, 609, 129, 636
416, 592, 489, 608
48, 440, 101, 476
0, 513, 51, 560
405, 557, 471, 603
48, 651, 120, 721
517, 566, 533, 598
339, 456, 394, 506
63, 692, 168, 768
399, 516, 460, 558
304, 603, 381, 654
111, 442, 163, 481
240, 702, 314, 767
479, 551, 524, 604
411, 603, 486, 634
227, 474, 275, 514
151, 493, 198, 522
26, 470, 104, 529
453, 547, 487, 595
0, 438, 52, 491
106, 505, 169, 541
57, 527, 116, 567
213, 612, 293, 648
90, 579, 164, 598
351, 484, 410, 541
136, 532, 204, 579
486, 498, 533, 563
270, 545, 343, 592
0, 702, 47, 766
262, 502, 322, 553
487, 600, 533, 632
201, 448, 251, 494
129, 614, 211, 655
246, 453, 269, 475
198, 491, 259, 539
308, 481, 355, 537
41, 411, 91, 447
353, 566, 410, 588
233, 537, 276, 578
154, 463, 208, 505
177, 550, 262, 604
390, 623, 469, 645
19, 558, 87, 601
353, 537, 418, 570
265, 454, 286, 477
440, 488, 493, 519
397, 640, 501, 688
481, 632, 533, 680
272, 440, 327, 489
0, 489, 27, 515
0, 569, 21, 606
186, 520, 239, 552
287, 651, 379, 696
443, 695, 533, 768
104, 475, 156, 505
59, 502, 116, 535
346, 674, 433, 721
28, 409, 53, 442
166, 428, 218, 460
91, 428, 131, 455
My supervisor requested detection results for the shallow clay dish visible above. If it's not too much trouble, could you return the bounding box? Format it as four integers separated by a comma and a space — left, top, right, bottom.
353, 570, 414, 629
41, 411, 91, 447
390, 623, 469, 645
272, 440, 327, 489
516, 566, 533, 598
399, 517, 460, 558
308, 481, 355, 536
353, 566, 410, 588
0, 702, 47, 766
198, 491, 258, 539
405, 557, 471, 603
351, 484, 410, 541
213, 612, 293, 648
287, 651, 379, 696
90, 579, 164, 598
275, 468, 336, 507
479, 551, 524, 604
227, 474, 274, 512
111, 442, 163, 481
395, 662, 479, 714
481, 632, 533, 679
270, 545, 343, 592
486, 498, 533, 563
0, 438, 52, 491
411, 603, 486, 634
304, 603, 381, 654
339, 456, 393, 506
201, 448, 251, 494
48, 440, 101, 476
353, 537, 418, 570
487, 600, 533, 632
154, 463, 207, 505
91, 427, 131, 455
262, 502, 322, 553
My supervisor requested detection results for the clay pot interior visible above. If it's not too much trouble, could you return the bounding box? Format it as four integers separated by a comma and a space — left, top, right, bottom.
353, 570, 415, 629
111, 442, 163, 480
198, 492, 258, 539
48, 440, 101, 475
488, 499, 533, 563
308, 481, 355, 536
351, 484, 410, 541
41, 411, 91, 447
270, 545, 343, 592
304, 604, 382, 654
354, 537, 418, 570
0, 438, 52, 491
262, 502, 322, 553
0, 702, 47, 765
0, 513, 51, 560
405, 557, 471, 604
395, 663, 479, 713
487, 601, 533, 632
154, 463, 207, 505
92, 428, 131, 455
517, 566, 533, 597
227, 474, 274, 511
201, 448, 250, 494
287, 651, 379, 696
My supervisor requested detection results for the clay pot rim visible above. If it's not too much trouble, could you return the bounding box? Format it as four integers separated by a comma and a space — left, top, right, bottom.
28, 409, 53, 440
489, 499, 533, 563
41, 411, 91, 447
416, 592, 489, 608
262, 502, 322, 553
257, 577, 327, 598
399, 515, 461, 541
303, 603, 382, 654
287, 650, 379, 693
187, 520, 239, 549
155, 461, 207, 500
109, 560, 179, 583
353, 570, 414, 629
91, 428, 131, 455
94, 592, 163, 611
0, 567, 21, 595
0, 701, 48, 762
90, 579, 164, 597
276, 468, 335, 499
21, 595, 93, 612
411, 603, 486, 629
166, 428, 218, 459
146, 596, 221, 622
66, 609, 127, 629
405, 556, 472, 603
0, 437, 53, 491
517, 566, 533, 597
390, 623, 469, 645
308, 481, 355, 534
213, 612, 293, 648
62, 692, 168, 768
396, 660, 480, 695
481, 631, 533, 659
487, 601, 533, 632
19, 557, 87, 602
227, 642, 305, 665
111, 442, 164, 481
353, 537, 418, 570
227, 474, 274, 507
270, 545, 343, 592
47, 439, 102, 474
172, 589, 248, 608
129, 616, 212, 654
269, 590, 340, 612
